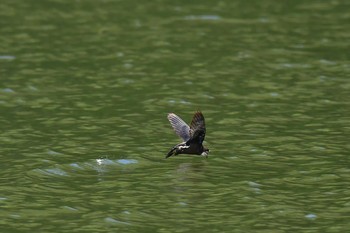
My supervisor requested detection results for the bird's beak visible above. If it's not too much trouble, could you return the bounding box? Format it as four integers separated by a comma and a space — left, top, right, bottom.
201, 151, 209, 158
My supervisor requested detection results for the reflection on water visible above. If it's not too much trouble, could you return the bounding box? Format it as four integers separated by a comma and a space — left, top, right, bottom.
1, 0, 349, 232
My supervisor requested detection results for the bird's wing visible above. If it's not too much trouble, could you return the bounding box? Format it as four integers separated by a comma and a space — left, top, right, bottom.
167, 113, 191, 142
189, 111, 206, 144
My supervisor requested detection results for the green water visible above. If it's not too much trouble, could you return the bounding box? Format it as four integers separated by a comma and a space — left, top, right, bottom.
1, 0, 349, 232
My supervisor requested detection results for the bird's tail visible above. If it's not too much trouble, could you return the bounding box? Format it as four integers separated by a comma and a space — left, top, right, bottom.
166, 146, 177, 158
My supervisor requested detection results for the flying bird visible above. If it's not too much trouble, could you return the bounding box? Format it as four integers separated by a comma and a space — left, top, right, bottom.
166, 111, 209, 158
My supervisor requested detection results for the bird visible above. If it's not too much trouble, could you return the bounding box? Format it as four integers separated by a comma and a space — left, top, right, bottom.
166, 111, 209, 158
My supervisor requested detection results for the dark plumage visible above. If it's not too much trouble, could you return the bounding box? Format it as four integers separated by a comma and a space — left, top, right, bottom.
166, 111, 209, 158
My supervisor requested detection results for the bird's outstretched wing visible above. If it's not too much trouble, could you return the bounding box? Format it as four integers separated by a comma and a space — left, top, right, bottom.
189, 111, 206, 144
167, 113, 191, 142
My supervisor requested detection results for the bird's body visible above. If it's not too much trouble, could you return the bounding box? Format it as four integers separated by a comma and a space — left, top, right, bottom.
166, 111, 209, 158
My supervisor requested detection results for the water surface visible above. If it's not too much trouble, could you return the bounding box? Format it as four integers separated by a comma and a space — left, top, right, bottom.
1, 0, 349, 232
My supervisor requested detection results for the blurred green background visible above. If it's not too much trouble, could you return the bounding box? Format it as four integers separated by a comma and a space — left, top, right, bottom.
1, 0, 349, 232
